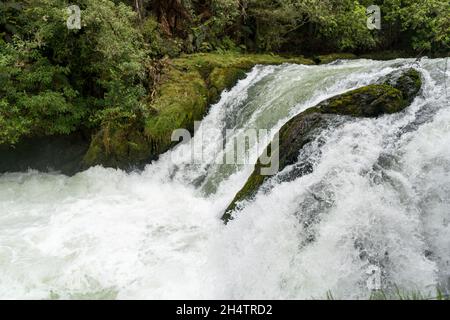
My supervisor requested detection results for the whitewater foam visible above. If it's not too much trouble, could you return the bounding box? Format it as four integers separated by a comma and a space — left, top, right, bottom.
0, 58, 448, 299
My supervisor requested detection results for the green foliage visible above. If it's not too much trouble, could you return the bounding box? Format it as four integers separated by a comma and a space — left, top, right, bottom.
136, 0, 449, 54
0, 1, 24, 41
0, 0, 448, 166
187, 0, 243, 52
0, 36, 83, 144
318, 1, 376, 51
239, 0, 449, 53
0, 0, 148, 145
247, 0, 310, 51
247, 0, 375, 52
381, 0, 450, 52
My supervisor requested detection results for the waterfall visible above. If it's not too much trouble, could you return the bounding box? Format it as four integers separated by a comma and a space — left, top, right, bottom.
0, 58, 448, 299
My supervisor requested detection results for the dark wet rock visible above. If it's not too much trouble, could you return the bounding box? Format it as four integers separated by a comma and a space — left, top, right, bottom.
0, 131, 90, 176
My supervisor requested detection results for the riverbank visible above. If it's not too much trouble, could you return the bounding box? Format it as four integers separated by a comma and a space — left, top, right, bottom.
1, 52, 314, 174
0, 51, 439, 174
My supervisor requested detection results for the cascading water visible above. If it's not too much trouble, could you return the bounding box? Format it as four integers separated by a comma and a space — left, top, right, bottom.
0, 58, 448, 299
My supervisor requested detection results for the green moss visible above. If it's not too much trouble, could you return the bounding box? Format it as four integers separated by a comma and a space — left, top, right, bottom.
83, 53, 313, 169
208, 67, 247, 103
82, 123, 152, 169
319, 84, 406, 117
171, 53, 314, 71
140, 53, 313, 160
144, 66, 209, 156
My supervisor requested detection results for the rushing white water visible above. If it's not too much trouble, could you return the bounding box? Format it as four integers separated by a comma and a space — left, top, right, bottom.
0, 58, 449, 299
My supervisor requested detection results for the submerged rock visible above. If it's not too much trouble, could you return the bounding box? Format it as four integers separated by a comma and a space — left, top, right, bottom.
222, 68, 422, 223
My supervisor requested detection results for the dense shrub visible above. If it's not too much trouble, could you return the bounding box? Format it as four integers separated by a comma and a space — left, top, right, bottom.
0, 0, 148, 145
0, 0, 448, 146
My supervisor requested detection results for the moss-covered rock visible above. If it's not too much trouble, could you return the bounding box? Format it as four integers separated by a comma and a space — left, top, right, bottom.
313, 53, 358, 64
222, 68, 422, 223
84, 53, 314, 169
377, 68, 422, 105
222, 110, 330, 222
82, 123, 152, 170
317, 84, 406, 117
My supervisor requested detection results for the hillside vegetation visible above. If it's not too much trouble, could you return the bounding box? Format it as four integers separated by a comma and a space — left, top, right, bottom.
0, 0, 448, 169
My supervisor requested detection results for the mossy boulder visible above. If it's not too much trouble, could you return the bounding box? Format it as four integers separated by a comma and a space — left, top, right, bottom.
222, 68, 421, 223
83, 53, 314, 170
377, 68, 422, 105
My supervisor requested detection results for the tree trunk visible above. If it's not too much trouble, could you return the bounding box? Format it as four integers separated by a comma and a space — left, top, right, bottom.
134, 0, 144, 22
